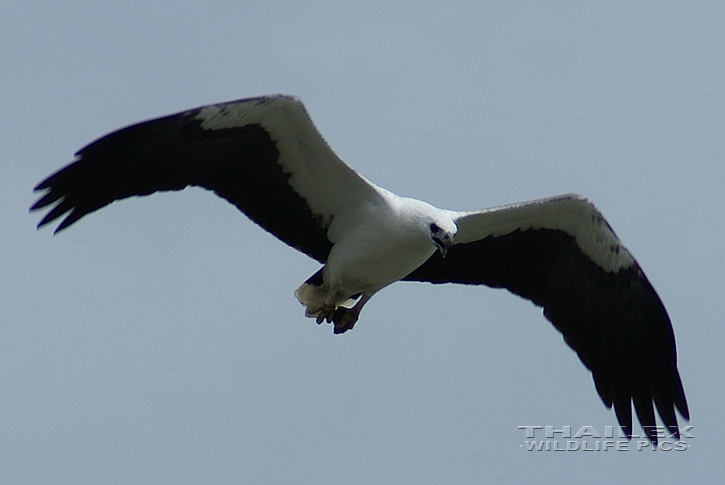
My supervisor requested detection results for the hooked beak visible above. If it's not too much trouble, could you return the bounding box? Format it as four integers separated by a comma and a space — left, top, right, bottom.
432, 233, 453, 258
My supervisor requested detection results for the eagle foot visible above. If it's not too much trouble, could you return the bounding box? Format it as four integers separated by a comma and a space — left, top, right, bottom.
312, 304, 357, 333
332, 307, 358, 334
315, 303, 336, 324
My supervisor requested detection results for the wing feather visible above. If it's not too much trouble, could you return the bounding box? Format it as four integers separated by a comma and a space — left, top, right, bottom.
405, 194, 688, 442
32, 95, 383, 262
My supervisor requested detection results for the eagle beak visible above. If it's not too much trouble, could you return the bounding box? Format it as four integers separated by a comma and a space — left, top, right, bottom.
433, 234, 453, 258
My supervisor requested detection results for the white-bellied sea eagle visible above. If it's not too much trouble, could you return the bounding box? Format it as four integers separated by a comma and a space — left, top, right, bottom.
31, 94, 689, 443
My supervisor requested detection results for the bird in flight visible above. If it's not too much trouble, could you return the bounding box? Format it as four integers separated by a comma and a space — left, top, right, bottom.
32, 94, 688, 443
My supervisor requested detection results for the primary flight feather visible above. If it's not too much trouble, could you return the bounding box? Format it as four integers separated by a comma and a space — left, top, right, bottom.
32, 94, 688, 443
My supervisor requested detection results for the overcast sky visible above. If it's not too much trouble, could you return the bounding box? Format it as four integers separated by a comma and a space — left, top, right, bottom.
2, 1, 723, 483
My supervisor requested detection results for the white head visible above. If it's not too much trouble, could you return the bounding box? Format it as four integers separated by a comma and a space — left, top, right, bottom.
392, 195, 458, 257
428, 218, 456, 257
426, 209, 458, 258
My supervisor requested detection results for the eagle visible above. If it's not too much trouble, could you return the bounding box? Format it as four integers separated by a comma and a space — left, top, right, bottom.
32, 94, 688, 443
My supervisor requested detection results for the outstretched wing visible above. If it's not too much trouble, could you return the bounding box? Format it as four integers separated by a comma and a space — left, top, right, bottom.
31, 95, 383, 263
404, 194, 689, 442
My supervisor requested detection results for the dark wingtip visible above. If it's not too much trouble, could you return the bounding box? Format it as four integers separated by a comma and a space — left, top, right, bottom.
33, 177, 51, 193
31, 191, 54, 231
31, 192, 75, 234
30, 191, 55, 213
34, 210, 59, 232
31, 169, 67, 231
53, 214, 78, 234
676, 384, 690, 421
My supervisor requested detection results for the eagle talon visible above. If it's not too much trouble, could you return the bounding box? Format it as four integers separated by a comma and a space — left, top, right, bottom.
315, 303, 336, 325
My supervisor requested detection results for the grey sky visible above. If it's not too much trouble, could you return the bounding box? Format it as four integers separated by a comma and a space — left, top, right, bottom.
2, 1, 722, 483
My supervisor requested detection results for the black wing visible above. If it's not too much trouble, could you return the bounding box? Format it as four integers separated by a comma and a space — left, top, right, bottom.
405, 195, 689, 443
32, 95, 381, 263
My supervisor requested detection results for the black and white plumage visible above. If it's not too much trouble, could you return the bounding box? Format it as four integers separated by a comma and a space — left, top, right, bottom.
32, 94, 688, 443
